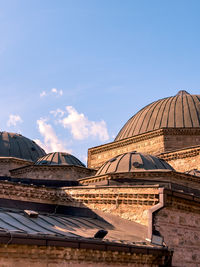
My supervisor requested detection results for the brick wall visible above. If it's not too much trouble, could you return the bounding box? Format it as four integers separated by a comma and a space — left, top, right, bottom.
0, 244, 170, 267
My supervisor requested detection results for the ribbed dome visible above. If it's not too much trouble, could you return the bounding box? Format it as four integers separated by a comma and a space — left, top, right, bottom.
96, 151, 173, 176
35, 152, 85, 167
115, 90, 200, 141
0, 132, 46, 161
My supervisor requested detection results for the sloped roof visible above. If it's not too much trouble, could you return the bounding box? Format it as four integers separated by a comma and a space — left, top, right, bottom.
0, 208, 147, 244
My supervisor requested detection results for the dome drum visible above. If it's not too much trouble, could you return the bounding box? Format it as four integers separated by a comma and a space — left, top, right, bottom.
10, 152, 96, 182
88, 91, 200, 170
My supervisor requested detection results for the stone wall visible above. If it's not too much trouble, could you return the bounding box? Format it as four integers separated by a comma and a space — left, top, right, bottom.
159, 146, 200, 172
0, 244, 170, 267
88, 128, 200, 170
154, 195, 200, 267
88, 130, 165, 169
10, 165, 96, 181
66, 187, 159, 226
0, 181, 68, 205
0, 158, 32, 176
164, 132, 200, 153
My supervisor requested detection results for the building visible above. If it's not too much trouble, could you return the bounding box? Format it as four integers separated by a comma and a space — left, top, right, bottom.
0, 90, 200, 266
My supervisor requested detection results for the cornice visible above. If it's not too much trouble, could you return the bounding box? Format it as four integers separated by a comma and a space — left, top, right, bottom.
10, 164, 96, 175
79, 170, 200, 189
88, 129, 165, 154
0, 157, 32, 165
159, 145, 200, 161
165, 189, 200, 211
0, 180, 71, 204
88, 127, 200, 155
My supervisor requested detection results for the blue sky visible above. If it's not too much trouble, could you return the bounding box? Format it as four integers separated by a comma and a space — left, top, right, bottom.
1, 0, 200, 163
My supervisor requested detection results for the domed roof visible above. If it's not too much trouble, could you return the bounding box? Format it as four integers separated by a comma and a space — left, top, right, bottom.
0, 132, 46, 161
115, 90, 200, 141
35, 152, 85, 167
96, 151, 173, 176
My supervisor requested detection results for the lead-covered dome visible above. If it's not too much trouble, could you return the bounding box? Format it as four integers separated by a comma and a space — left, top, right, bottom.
96, 151, 173, 176
0, 132, 46, 161
115, 90, 200, 141
35, 152, 85, 167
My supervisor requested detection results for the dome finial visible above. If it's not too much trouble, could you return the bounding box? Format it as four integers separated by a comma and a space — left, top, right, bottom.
177, 90, 190, 96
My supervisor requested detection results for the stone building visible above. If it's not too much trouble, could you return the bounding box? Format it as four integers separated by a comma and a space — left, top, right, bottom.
0, 90, 200, 266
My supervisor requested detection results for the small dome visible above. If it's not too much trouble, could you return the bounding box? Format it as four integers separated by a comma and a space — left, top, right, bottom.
115, 91, 200, 141
96, 151, 173, 176
0, 132, 46, 161
35, 152, 85, 167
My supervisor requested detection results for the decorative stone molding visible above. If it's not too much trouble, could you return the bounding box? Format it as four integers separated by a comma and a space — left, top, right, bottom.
0, 181, 71, 205
88, 128, 200, 155
79, 170, 200, 189
88, 129, 165, 155
10, 164, 95, 176
0, 157, 33, 165
159, 145, 200, 161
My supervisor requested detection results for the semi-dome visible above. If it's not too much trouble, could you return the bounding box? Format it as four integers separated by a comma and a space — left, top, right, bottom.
115, 90, 200, 141
96, 151, 173, 176
35, 152, 85, 167
0, 132, 46, 161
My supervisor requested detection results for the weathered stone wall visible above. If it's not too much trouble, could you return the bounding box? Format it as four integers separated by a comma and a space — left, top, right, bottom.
154, 199, 200, 267
164, 133, 200, 153
11, 166, 96, 181
88, 132, 165, 169
0, 158, 32, 176
0, 244, 170, 267
88, 128, 200, 170
159, 146, 200, 172
66, 187, 159, 226
0, 181, 69, 205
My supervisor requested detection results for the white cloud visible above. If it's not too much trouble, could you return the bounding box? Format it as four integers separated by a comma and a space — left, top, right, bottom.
35, 118, 70, 153
51, 88, 57, 93
40, 91, 47, 97
51, 88, 63, 96
50, 108, 65, 118
40, 88, 63, 98
7, 114, 23, 127
59, 106, 109, 141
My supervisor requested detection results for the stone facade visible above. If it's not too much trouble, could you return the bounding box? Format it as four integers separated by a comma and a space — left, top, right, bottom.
0, 157, 32, 176
88, 129, 165, 169
154, 191, 200, 267
66, 186, 159, 226
88, 128, 200, 169
0, 244, 171, 267
159, 145, 200, 172
10, 165, 96, 181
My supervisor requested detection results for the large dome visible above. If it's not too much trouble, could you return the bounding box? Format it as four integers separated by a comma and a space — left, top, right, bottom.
115, 90, 200, 141
0, 132, 46, 161
35, 152, 85, 167
96, 151, 173, 176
